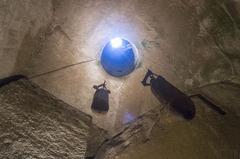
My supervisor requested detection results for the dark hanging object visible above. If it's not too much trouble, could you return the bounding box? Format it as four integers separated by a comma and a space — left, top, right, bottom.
189, 93, 226, 115
91, 81, 111, 113
142, 69, 196, 120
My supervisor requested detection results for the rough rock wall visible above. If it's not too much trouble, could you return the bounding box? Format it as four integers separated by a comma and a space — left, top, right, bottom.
0, 0, 53, 78
27, 0, 240, 134
96, 82, 240, 159
1, 0, 240, 135
0, 79, 91, 159
182, 0, 240, 84
95, 107, 162, 159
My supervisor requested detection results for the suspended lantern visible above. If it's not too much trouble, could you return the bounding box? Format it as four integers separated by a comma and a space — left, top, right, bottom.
91, 81, 111, 113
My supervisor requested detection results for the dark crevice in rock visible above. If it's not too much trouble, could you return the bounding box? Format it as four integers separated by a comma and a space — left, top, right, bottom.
0, 74, 27, 87
94, 107, 163, 159
188, 76, 240, 94
86, 124, 110, 158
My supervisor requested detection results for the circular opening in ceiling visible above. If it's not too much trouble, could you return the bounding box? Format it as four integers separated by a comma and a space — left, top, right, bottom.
100, 38, 139, 77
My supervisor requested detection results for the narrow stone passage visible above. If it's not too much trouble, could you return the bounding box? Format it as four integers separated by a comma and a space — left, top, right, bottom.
0, 0, 240, 158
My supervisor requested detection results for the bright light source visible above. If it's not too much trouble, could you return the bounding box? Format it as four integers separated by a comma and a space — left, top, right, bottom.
101, 38, 139, 77
110, 38, 123, 48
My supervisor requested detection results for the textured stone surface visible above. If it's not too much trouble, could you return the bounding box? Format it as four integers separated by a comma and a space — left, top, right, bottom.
0, 0, 53, 78
25, 0, 240, 133
31, 63, 159, 134
0, 0, 240, 137
103, 82, 240, 159
86, 124, 110, 158
0, 79, 91, 159
95, 107, 163, 159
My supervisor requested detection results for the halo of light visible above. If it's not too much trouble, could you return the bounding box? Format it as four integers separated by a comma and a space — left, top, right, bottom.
110, 38, 123, 48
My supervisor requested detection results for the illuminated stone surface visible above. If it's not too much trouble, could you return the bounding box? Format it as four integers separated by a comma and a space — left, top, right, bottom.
0, 0, 240, 158
1, 0, 240, 133
0, 79, 91, 159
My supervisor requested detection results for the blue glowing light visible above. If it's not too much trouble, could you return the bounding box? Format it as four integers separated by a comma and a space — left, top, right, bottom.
101, 38, 136, 77
123, 112, 135, 124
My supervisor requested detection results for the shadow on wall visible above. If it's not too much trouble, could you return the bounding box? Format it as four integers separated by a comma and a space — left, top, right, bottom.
13, 30, 37, 75
0, 75, 27, 87
225, 0, 240, 22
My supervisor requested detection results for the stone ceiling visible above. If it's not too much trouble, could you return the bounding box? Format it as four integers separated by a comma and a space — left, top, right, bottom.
1, 0, 240, 134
